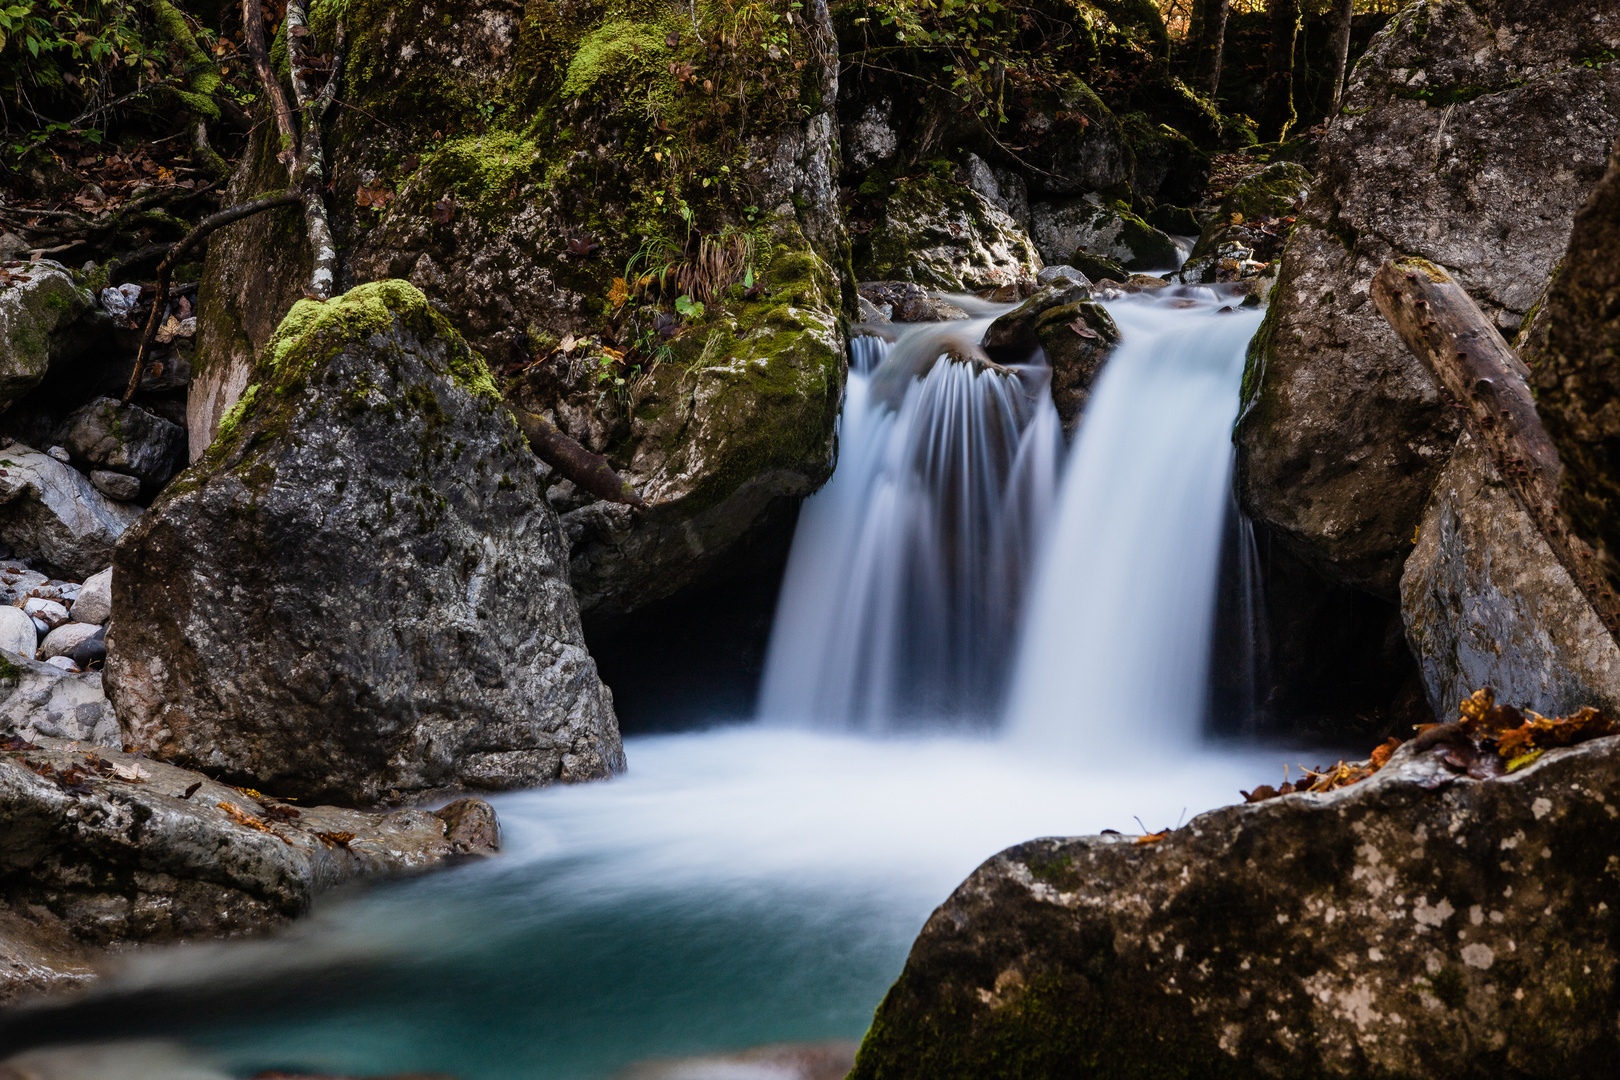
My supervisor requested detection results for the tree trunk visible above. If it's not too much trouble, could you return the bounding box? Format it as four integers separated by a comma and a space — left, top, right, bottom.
1259, 0, 1303, 141
1191, 0, 1230, 98
1371, 257, 1620, 644
1325, 0, 1355, 115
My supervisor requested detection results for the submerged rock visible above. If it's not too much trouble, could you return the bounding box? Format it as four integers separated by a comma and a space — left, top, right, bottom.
851, 732, 1620, 1079
107, 281, 623, 806
858, 175, 1042, 291
1402, 434, 1620, 722
0, 445, 143, 580
0, 262, 92, 413
1236, 0, 1620, 596
0, 732, 499, 1004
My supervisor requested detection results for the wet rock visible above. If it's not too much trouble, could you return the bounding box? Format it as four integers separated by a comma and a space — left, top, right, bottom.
618, 1042, 858, 1080
983, 283, 1118, 435
858, 175, 1042, 291
0, 262, 92, 412
39, 623, 100, 662
0, 732, 500, 1004
1402, 434, 1620, 721
68, 567, 109, 626
0, 654, 117, 744
1069, 251, 1128, 284
963, 153, 1031, 232
850, 733, 1620, 1080
0, 446, 143, 580
857, 282, 969, 323
1236, 0, 1620, 596
1028, 197, 1178, 273
1036, 265, 1090, 287
0, 608, 33, 659
856, 295, 890, 325
108, 281, 623, 806
60, 397, 186, 491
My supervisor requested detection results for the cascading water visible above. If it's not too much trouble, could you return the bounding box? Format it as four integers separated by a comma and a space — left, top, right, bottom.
3, 287, 1308, 1080
759, 308, 1061, 727
1006, 294, 1265, 750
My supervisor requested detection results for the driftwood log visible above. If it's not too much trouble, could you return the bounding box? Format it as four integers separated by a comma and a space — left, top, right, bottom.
511, 408, 649, 510
1371, 256, 1620, 640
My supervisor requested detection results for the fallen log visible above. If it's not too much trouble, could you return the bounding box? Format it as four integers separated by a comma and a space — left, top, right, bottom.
1371, 256, 1620, 640
510, 407, 649, 510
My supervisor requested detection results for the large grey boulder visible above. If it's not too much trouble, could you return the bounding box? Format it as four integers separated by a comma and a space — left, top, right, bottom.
0, 262, 92, 412
1236, 0, 1620, 596
0, 732, 499, 1005
0, 653, 118, 745
61, 396, 186, 491
851, 732, 1620, 1080
107, 280, 623, 806
1402, 434, 1620, 722
1028, 197, 1179, 273
0, 445, 143, 579
858, 176, 1042, 291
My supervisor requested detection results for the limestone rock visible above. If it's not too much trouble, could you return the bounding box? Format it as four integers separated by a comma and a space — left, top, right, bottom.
0, 732, 499, 1004
1401, 434, 1620, 721
0, 653, 117, 745
60, 396, 186, 490
1028, 197, 1178, 273
106, 281, 623, 806
192, 0, 847, 625
0, 262, 91, 412
39, 623, 101, 662
0, 607, 33, 659
1177, 161, 1309, 284
1236, 0, 1620, 596
983, 282, 1119, 435
857, 282, 969, 323
851, 733, 1620, 1080
0, 445, 143, 580
69, 567, 110, 625
88, 469, 139, 502
858, 176, 1042, 291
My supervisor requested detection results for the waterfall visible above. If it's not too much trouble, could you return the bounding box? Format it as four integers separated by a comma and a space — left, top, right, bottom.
1004, 296, 1265, 752
758, 312, 1062, 728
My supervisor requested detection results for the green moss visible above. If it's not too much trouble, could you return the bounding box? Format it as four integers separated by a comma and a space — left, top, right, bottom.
0, 654, 18, 681
561, 18, 679, 101
425, 132, 543, 216
152, 0, 221, 120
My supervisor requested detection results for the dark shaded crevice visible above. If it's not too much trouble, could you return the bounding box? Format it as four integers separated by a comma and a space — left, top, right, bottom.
584, 497, 802, 735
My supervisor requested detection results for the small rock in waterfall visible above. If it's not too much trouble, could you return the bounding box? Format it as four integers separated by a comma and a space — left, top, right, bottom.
1037, 265, 1091, 287
88, 469, 141, 502
0, 605, 35, 657
70, 567, 111, 625
23, 597, 68, 631
857, 282, 970, 323
40, 622, 101, 661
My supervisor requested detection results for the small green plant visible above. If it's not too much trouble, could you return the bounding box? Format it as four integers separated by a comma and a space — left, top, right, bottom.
674, 294, 704, 320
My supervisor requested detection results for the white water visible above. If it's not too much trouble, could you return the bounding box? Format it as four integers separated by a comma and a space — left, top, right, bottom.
1007, 296, 1266, 751
759, 318, 1062, 727
4, 291, 1306, 1080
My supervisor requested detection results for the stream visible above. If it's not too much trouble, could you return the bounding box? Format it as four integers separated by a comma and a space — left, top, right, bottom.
4, 287, 1321, 1078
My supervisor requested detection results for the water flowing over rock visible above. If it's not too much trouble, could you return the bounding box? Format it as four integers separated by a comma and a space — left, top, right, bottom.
1402, 434, 1620, 722
982, 279, 1119, 434
192, 0, 847, 624
0, 732, 498, 1005
850, 734, 1620, 1080
107, 281, 622, 806
1236, 0, 1620, 596
0, 445, 143, 580
857, 176, 1042, 290
0, 262, 92, 413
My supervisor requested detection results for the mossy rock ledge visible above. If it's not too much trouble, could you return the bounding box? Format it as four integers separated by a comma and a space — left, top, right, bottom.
1234, 0, 1620, 598
193, 0, 847, 620
851, 734, 1620, 1080
108, 281, 623, 807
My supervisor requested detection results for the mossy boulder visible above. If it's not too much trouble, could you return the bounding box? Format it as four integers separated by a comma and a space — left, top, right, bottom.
851, 732, 1620, 1079
193, 0, 848, 620
856, 175, 1042, 290
1235, 0, 1620, 597
1028, 197, 1177, 273
982, 280, 1118, 434
109, 280, 623, 807
0, 262, 94, 412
